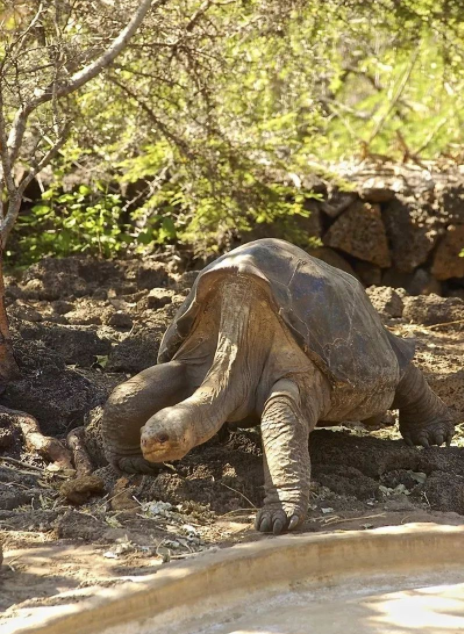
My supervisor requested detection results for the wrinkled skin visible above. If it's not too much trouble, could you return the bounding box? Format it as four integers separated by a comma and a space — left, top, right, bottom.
101, 240, 455, 534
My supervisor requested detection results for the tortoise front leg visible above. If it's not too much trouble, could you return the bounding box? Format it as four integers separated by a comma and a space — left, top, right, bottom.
393, 363, 455, 448
102, 361, 193, 473
255, 379, 314, 535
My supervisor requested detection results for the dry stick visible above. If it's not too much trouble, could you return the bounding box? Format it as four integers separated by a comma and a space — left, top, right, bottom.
0, 456, 44, 473
428, 319, 464, 330
219, 482, 257, 509
0, 405, 73, 470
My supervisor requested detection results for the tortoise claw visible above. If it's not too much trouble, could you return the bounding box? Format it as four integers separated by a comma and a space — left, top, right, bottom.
255, 512, 272, 533
272, 516, 286, 535
288, 514, 302, 531
255, 507, 304, 534
400, 418, 455, 449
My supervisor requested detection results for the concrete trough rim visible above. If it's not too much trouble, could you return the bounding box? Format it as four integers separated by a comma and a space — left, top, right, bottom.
7, 522, 464, 634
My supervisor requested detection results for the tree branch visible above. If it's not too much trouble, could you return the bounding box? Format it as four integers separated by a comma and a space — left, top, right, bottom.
365, 49, 419, 146
0, 90, 16, 198
37, 0, 165, 104
108, 74, 193, 157
7, 0, 167, 164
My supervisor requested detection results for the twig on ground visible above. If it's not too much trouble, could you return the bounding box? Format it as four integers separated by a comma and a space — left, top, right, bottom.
0, 456, 44, 473
0, 405, 73, 470
219, 482, 257, 509
428, 319, 464, 330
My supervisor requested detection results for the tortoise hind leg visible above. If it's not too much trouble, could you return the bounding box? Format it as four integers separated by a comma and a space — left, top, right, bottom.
393, 363, 455, 448
102, 361, 193, 473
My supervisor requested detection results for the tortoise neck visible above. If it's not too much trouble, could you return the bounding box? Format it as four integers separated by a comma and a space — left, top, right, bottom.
185, 277, 266, 448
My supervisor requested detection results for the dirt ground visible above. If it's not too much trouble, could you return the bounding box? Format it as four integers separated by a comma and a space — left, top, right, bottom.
0, 254, 464, 626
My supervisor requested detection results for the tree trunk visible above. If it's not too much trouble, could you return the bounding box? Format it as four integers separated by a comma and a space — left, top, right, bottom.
0, 247, 19, 390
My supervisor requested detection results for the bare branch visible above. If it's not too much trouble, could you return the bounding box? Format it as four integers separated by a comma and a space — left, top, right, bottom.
0, 120, 72, 243
0, 90, 16, 198
365, 49, 419, 145
7, 0, 166, 164
36, 0, 166, 104
108, 74, 193, 157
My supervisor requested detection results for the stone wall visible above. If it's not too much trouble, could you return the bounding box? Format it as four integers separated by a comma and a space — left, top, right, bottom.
257, 166, 464, 297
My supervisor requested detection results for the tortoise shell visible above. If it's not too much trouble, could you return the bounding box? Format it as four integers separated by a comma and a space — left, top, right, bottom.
158, 239, 414, 392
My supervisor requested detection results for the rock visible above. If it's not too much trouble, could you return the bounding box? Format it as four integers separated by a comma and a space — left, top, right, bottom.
407, 269, 442, 296
60, 475, 105, 505
137, 288, 174, 311
51, 300, 74, 315
8, 302, 42, 323
431, 225, 464, 281
402, 294, 464, 325
107, 311, 133, 329
244, 205, 323, 242
92, 289, 108, 301
321, 187, 357, 218
176, 271, 200, 292
136, 262, 172, 290
382, 197, 440, 272
381, 267, 442, 296
381, 268, 413, 291
66, 309, 103, 326
300, 173, 327, 195
307, 247, 357, 278
432, 181, 464, 225
110, 283, 138, 296
5, 284, 24, 301
44, 314, 69, 325
0, 427, 14, 448
354, 262, 382, 287
447, 289, 464, 301
359, 178, 396, 203
366, 286, 405, 318
323, 201, 391, 268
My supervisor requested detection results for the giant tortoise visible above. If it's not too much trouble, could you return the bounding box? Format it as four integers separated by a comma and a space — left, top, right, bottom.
101, 239, 455, 534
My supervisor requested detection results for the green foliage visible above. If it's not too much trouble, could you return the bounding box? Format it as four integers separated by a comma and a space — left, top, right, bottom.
14, 186, 130, 265
7, 0, 464, 262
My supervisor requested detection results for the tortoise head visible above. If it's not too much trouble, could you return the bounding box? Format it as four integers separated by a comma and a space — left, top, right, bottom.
140, 405, 196, 463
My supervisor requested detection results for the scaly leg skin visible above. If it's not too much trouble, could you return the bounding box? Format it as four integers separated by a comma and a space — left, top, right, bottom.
393, 363, 455, 448
102, 361, 192, 473
255, 379, 312, 535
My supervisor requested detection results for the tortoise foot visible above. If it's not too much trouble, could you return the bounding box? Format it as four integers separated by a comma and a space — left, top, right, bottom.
400, 417, 455, 448
114, 454, 160, 475
255, 504, 305, 535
